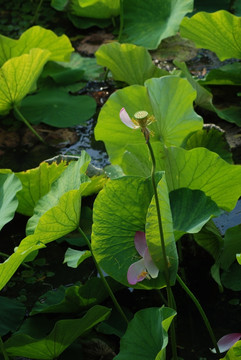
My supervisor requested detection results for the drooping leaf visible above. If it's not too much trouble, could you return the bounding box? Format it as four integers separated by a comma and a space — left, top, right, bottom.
30, 278, 121, 315
70, 0, 120, 19
115, 307, 176, 360
0, 26, 74, 66
15, 160, 67, 216
63, 248, 91, 268
95, 76, 202, 165
18, 89, 96, 127
5, 305, 111, 359
92, 174, 171, 289
180, 11, 241, 60
95, 42, 168, 85
121, 0, 193, 49
170, 188, 221, 234
26, 153, 91, 235
145, 176, 178, 284
199, 63, 241, 86
0, 297, 26, 336
184, 127, 233, 164
0, 173, 22, 230
0, 49, 50, 115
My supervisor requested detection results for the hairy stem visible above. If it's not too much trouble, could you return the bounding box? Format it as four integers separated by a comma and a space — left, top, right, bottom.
77, 227, 129, 325
14, 107, 44, 143
176, 274, 220, 355
146, 139, 178, 360
0, 337, 9, 360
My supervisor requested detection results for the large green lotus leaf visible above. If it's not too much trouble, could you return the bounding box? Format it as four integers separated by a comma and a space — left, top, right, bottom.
0, 49, 50, 115
145, 176, 178, 284
18, 89, 96, 127
219, 225, 241, 271
199, 63, 241, 85
184, 127, 233, 164
0, 173, 22, 230
0, 297, 26, 336
15, 161, 67, 216
5, 305, 111, 359
163, 146, 241, 211
95, 76, 202, 164
115, 307, 176, 360
169, 188, 221, 234
0, 26, 73, 66
92, 174, 172, 289
180, 11, 241, 60
67, 13, 112, 29
122, 0, 193, 49
70, 0, 120, 18
95, 42, 168, 85
26, 153, 91, 235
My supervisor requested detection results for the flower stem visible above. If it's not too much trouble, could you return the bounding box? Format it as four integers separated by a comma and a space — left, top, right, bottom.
118, 0, 124, 42
14, 106, 44, 143
77, 226, 129, 325
146, 139, 178, 360
0, 337, 9, 360
176, 274, 220, 355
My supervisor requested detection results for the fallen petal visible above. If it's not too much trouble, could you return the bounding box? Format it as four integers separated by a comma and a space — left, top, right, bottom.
120, 108, 137, 129
210, 333, 241, 353
143, 247, 159, 278
127, 258, 147, 285
134, 231, 147, 257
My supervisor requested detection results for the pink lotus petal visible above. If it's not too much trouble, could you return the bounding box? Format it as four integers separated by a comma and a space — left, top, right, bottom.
134, 231, 147, 257
143, 247, 159, 278
127, 258, 147, 285
120, 108, 136, 129
211, 333, 241, 353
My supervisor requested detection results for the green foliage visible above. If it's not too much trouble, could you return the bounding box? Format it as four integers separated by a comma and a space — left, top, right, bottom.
121, 0, 193, 49
221, 340, 241, 359
18, 89, 96, 128
4, 305, 111, 359
0, 49, 50, 115
115, 307, 176, 360
69, 0, 120, 19
0, 26, 74, 66
95, 76, 202, 165
180, 10, 241, 60
63, 248, 91, 268
0, 173, 22, 230
0, 297, 26, 336
95, 42, 168, 85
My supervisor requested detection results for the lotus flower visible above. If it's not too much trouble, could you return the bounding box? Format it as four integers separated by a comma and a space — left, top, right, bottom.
210, 333, 241, 353
120, 107, 139, 129
127, 231, 159, 285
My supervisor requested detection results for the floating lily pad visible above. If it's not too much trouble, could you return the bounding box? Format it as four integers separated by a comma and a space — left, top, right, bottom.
18, 89, 96, 128
121, 0, 193, 49
180, 11, 241, 60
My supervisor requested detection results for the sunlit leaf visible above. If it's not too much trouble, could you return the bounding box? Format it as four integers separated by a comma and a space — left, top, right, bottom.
92, 174, 172, 289
180, 11, 241, 60
95, 42, 168, 85
0, 173, 22, 230
70, 0, 120, 19
122, 0, 193, 49
63, 248, 91, 268
115, 307, 176, 360
0, 26, 73, 66
95, 76, 202, 165
0, 49, 50, 115
16, 161, 67, 216
5, 305, 111, 359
